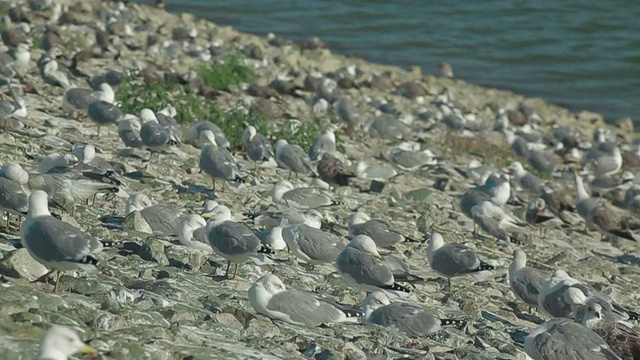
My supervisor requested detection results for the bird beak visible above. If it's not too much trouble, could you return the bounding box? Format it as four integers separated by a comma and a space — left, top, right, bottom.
377, 254, 383, 260
80, 343, 97, 355
201, 212, 213, 219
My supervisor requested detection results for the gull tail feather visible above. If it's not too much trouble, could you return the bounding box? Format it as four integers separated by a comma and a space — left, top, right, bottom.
78, 255, 98, 265
382, 282, 411, 293
99, 240, 116, 248
474, 260, 495, 272
609, 229, 637, 242
440, 318, 466, 327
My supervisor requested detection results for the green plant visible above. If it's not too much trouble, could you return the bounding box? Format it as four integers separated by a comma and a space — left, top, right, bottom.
32, 35, 40, 49
197, 52, 257, 91
271, 119, 324, 152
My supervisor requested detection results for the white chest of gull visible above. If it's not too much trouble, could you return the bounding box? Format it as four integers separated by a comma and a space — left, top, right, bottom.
510, 161, 544, 196
427, 232, 495, 291
271, 180, 339, 209
362, 291, 464, 337
335, 235, 410, 297
139, 108, 181, 164
206, 206, 274, 279
242, 124, 274, 170
474, 174, 510, 206
199, 130, 245, 191
0, 162, 30, 227
524, 317, 621, 360
249, 273, 362, 327
282, 223, 343, 266
177, 214, 211, 252
125, 194, 183, 236
309, 124, 338, 162
275, 139, 316, 178
37, 325, 96, 360
348, 211, 414, 248
22, 190, 103, 292
583, 129, 623, 177
582, 303, 640, 360
257, 220, 288, 251
508, 250, 548, 311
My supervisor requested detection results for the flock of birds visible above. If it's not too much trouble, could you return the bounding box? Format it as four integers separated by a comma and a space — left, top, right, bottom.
1, 0, 640, 359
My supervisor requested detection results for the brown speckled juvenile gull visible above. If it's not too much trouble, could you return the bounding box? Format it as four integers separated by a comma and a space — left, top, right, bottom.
582, 303, 640, 360
317, 152, 355, 186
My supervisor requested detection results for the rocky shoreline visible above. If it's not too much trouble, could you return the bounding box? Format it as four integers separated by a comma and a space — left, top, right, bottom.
0, 0, 639, 359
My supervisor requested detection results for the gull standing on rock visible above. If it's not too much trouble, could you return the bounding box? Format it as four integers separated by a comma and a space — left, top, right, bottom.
574, 172, 636, 241
248, 273, 363, 327
246, 208, 322, 230
0, 97, 27, 132
38, 56, 76, 88
206, 205, 274, 279
427, 232, 495, 291
582, 303, 640, 360
474, 174, 511, 206
200, 130, 245, 191
583, 129, 623, 177
37, 325, 96, 360
509, 249, 548, 312
242, 123, 274, 171
281, 223, 343, 266
275, 139, 316, 178
317, 152, 355, 186
118, 115, 143, 149
362, 291, 465, 336
335, 235, 411, 297
510, 161, 544, 196
87, 100, 123, 136
271, 180, 339, 209
388, 145, 438, 171
61, 83, 114, 116
71, 144, 114, 174
470, 201, 528, 241
524, 317, 622, 360
177, 214, 211, 252
124, 194, 184, 236
185, 120, 230, 149
348, 211, 416, 248
140, 108, 181, 165
333, 96, 362, 132
22, 190, 104, 292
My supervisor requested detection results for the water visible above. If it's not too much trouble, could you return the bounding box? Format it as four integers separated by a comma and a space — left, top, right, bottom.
136, 0, 640, 124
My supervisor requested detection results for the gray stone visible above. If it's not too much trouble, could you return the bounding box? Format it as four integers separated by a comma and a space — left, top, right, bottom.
123, 210, 153, 234
0, 249, 48, 281
137, 239, 169, 265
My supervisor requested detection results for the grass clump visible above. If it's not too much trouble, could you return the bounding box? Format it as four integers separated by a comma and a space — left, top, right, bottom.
197, 52, 257, 91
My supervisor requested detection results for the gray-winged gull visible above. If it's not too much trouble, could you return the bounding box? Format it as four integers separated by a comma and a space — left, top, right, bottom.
583, 129, 622, 177
38, 153, 79, 174
117, 115, 143, 149
22, 190, 103, 292
427, 232, 495, 291
87, 100, 123, 136
185, 120, 230, 149
348, 211, 416, 248
510, 161, 544, 196
582, 303, 640, 360
509, 249, 548, 311
335, 235, 410, 297
275, 139, 316, 178
38, 56, 76, 88
257, 220, 287, 251
271, 180, 338, 209
246, 208, 322, 230
470, 201, 528, 240
364, 114, 411, 141
575, 173, 636, 241
206, 209, 274, 279
362, 291, 464, 336
333, 96, 362, 131
248, 273, 362, 327
474, 174, 510, 206
309, 124, 338, 162
564, 286, 640, 324
242, 123, 274, 170
140, 108, 181, 164
124, 193, 183, 236
177, 214, 211, 252
524, 317, 621, 360
281, 223, 343, 266
61, 83, 114, 115
355, 161, 397, 181
388, 146, 438, 171
458, 189, 492, 221
37, 325, 96, 359
0, 97, 27, 132
199, 130, 245, 191
0, 162, 29, 228
71, 144, 114, 174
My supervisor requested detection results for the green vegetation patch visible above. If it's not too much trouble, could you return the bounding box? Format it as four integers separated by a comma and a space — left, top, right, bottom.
197, 52, 257, 92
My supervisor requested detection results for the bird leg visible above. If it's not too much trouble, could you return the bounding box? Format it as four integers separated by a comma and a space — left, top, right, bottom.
53, 271, 63, 292
288, 171, 292, 180
222, 181, 227, 193
5, 212, 10, 229
97, 126, 101, 137
91, 194, 97, 206
447, 278, 451, 292
211, 178, 216, 192
224, 260, 231, 278
253, 161, 257, 172
232, 264, 239, 279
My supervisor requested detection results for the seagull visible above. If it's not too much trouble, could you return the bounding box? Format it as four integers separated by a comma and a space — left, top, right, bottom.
275, 139, 316, 178
124, 194, 184, 236
317, 152, 355, 186
22, 191, 103, 292
248, 273, 362, 327
37, 325, 96, 360
0, 162, 30, 228
362, 291, 465, 336
474, 174, 511, 206
582, 303, 640, 360
271, 180, 339, 209
509, 249, 548, 312
427, 232, 495, 291
242, 123, 274, 171
470, 200, 529, 237
388, 146, 438, 171
177, 214, 211, 252
309, 124, 338, 162
140, 108, 181, 165
199, 130, 245, 192
347, 211, 417, 248
185, 120, 230, 149
510, 161, 544, 196
117, 115, 143, 149
281, 223, 343, 266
